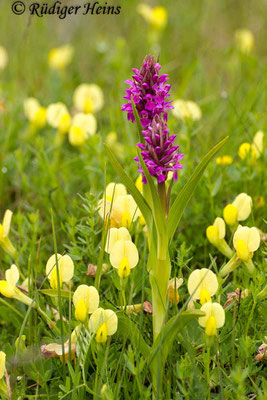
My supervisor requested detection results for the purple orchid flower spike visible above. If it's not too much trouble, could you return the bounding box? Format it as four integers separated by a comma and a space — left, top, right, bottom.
135, 115, 184, 184
121, 55, 173, 128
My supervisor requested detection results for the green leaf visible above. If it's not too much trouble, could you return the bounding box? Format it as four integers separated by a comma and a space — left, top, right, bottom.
105, 144, 153, 233
168, 136, 228, 242
148, 310, 205, 368
40, 289, 73, 298
118, 313, 151, 361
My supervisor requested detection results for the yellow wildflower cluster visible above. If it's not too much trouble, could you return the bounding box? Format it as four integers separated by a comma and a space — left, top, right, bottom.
23, 79, 103, 146
187, 268, 225, 336
238, 131, 264, 163
206, 193, 261, 276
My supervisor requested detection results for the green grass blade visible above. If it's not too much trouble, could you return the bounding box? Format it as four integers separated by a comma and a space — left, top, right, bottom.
168, 136, 228, 242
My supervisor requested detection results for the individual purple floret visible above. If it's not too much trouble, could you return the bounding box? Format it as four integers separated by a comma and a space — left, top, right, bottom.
135, 115, 184, 183
121, 55, 173, 127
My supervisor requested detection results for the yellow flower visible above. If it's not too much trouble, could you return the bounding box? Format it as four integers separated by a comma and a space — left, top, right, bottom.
110, 240, 139, 279
73, 83, 104, 114
206, 217, 233, 258
46, 254, 74, 289
199, 302, 225, 336
105, 227, 131, 254
68, 113, 97, 146
48, 44, 74, 70
223, 193, 252, 226
0, 351, 6, 379
188, 268, 218, 305
235, 29, 254, 54
172, 99, 202, 122
112, 195, 140, 228
252, 130, 264, 159
98, 182, 127, 222
46, 102, 71, 134
41, 325, 80, 362
73, 285, 99, 323
0, 209, 17, 257
137, 4, 167, 30
233, 225, 260, 261
89, 308, 118, 343
167, 278, 183, 304
0, 264, 32, 306
216, 155, 233, 165
0, 46, 8, 70
24, 97, 46, 128
103, 182, 127, 204
238, 131, 264, 161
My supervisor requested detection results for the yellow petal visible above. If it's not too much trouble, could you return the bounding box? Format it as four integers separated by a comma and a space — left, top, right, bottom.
46, 254, 62, 278
2, 209, 12, 237
59, 255, 74, 282
96, 323, 108, 343
232, 193, 252, 221
238, 142, 251, 159
105, 227, 131, 253
252, 130, 264, 159
50, 267, 62, 289
73, 83, 104, 113
206, 226, 219, 245
233, 225, 260, 253
24, 97, 40, 121
213, 217, 225, 239
236, 239, 250, 261
0, 351, 6, 380
199, 302, 225, 329
69, 126, 87, 146
223, 204, 238, 226
188, 268, 218, 299
46, 102, 69, 129
73, 285, 99, 313
118, 257, 130, 279
135, 175, 143, 193
110, 240, 139, 269
89, 307, 105, 332
105, 183, 127, 202
205, 316, 217, 336
75, 299, 88, 323
112, 195, 139, 226
167, 278, 183, 304
48, 45, 73, 70
0, 280, 16, 298
200, 288, 211, 305
104, 309, 118, 336
5, 264, 19, 286
247, 227, 260, 252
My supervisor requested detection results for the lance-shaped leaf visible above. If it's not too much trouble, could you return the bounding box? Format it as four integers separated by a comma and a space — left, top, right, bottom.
40, 289, 73, 298
105, 145, 153, 234
168, 137, 228, 242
